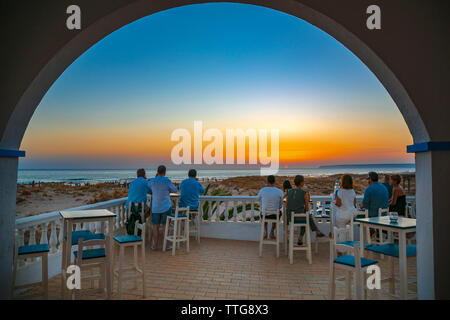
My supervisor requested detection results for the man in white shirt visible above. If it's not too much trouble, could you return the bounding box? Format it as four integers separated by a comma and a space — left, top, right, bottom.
256, 175, 284, 239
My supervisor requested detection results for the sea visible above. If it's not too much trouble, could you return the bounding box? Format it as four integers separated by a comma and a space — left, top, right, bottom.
17, 164, 415, 184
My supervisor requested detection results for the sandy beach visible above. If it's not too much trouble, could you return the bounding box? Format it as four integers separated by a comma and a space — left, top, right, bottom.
16, 173, 415, 220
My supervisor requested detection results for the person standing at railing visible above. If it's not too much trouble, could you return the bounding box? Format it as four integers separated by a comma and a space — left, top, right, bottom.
382, 174, 393, 200
286, 175, 325, 246
389, 174, 406, 217
126, 168, 152, 213
149, 165, 178, 250
179, 169, 205, 219
333, 174, 357, 228
282, 180, 292, 200
256, 175, 284, 239
360, 171, 389, 218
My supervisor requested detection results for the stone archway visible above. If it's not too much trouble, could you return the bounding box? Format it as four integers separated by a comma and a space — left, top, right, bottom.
1, 0, 449, 299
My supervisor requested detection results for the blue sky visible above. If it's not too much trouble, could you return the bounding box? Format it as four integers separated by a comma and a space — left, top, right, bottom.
19, 3, 413, 169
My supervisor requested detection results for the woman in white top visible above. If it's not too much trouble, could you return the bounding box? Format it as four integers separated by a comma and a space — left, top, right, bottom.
334, 174, 356, 228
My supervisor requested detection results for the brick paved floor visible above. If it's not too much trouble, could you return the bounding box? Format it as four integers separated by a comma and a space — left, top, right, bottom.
17, 237, 417, 300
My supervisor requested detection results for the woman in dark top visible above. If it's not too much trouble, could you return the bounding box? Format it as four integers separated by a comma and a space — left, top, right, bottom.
389, 174, 406, 217
286, 175, 325, 245
282, 180, 292, 199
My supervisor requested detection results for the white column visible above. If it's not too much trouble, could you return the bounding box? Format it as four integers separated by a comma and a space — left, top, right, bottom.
416, 150, 450, 299
0, 156, 19, 299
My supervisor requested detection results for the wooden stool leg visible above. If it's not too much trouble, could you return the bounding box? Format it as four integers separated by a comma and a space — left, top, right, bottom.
163, 218, 169, 252
259, 217, 265, 257
364, 271, 368, 300
196, 215, 200, 243
141, 243, 146, 298
329, 264, 336, 299
289, 223, 294, 264
186, 219, 190, 252
99, 264, 106, 295
118, 245, 124, 299
276, 220, 280, 258
133, 245, 138, 289
307, 227, 312, 264
103, 263, 108, 299
172, 219, 178, 256
389, 256, 395, 294
42, 253, 48, 300
346, 271, 352, 299
356, 270, 363, 300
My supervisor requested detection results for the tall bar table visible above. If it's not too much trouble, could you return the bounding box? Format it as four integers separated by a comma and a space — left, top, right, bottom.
355, 216, 416, 300
60, 209, 116, 299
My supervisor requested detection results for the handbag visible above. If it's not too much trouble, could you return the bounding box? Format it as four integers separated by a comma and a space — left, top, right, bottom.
126, 203, 143, 236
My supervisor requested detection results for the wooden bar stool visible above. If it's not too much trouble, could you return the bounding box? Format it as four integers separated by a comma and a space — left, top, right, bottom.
375, 208, 390, 245
72, 237, 108, 300
163, 207, 190, 256
113, 221, 146, 299
329, 236, 379, 300
259, 209, 280, 258
349, 210, 369, 242
288, 211, 312, 264
189, 209, 201, 243
126, 202, 151, 244
12, 243, 49, 299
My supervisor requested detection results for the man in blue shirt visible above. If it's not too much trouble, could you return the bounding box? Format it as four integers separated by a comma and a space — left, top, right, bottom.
179, 169, 205, 211
360, 171, 389, 217
126, 168, 151, 212
382, 174, 393, 200
149, 165, 178, 250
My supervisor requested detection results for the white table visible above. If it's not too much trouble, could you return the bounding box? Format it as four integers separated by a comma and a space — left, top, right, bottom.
355, 216, 416, 299
60, 209, 116, 299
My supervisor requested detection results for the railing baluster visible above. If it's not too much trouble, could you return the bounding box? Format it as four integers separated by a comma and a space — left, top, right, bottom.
224, 200, 229, 222
250, 200, 255, 222
40, 222, 49, 244
58, 219, 64, 252
233, 201, 238, 222
49, 221, 58, 253
208, 201, 212, 222
29, 226, 36, 245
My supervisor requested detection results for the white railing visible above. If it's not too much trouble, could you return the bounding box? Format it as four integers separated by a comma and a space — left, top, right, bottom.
14, 194, 416, 271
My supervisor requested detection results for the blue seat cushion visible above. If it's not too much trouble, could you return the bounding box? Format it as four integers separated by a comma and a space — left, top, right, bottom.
168, 213, 187, 218
334, 255, 378, 268
73, 248, 106, 260
338, 241, 373, 249
18, 244, 49, 255
114, 235, 142, 243
70, 230, 105, 245
366, 243, 416, 258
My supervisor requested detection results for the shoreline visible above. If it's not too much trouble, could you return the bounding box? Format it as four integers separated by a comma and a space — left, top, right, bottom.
16, 172, 416, 220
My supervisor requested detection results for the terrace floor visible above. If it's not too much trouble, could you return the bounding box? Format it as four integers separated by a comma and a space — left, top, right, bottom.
16, 237, 417, 300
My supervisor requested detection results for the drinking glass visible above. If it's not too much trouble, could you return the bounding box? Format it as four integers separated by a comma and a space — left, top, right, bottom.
389, 211, 399, 223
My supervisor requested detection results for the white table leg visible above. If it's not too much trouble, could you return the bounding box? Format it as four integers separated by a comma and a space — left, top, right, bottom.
106, 218, 113, 299
399, 230, 408, 299
359, 223, 365, 257
61, 219, 68, 298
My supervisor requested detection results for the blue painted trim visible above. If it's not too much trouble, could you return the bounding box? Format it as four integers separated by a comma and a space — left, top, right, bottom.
0, 149, 26, 157
407, 141, 450, 153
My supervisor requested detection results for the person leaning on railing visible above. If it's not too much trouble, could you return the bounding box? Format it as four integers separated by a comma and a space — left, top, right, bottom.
286, 175, 325, 246
256, 175, 283, 240
179, 169, 205, 218
126, 168, 152, 216
149, 165, 178, 251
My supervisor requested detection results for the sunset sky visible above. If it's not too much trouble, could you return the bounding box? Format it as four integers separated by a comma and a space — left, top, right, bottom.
19, 3, 413, 169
